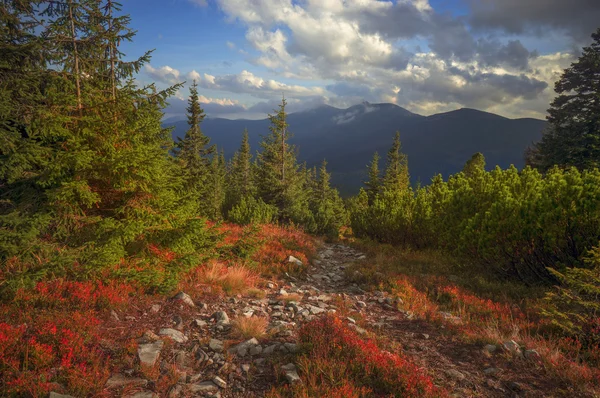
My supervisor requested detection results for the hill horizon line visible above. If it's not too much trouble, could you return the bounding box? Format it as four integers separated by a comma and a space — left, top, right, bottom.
163, 102, 547, 123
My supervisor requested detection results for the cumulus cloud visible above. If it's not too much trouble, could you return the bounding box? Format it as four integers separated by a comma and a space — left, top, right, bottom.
466, 0, 600, 42
198, 70, 327, 98
145, 65, 182, 85
171, 0, 593, 119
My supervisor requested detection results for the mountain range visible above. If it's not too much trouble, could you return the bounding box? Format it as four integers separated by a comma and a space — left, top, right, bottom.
166, 102, 546, 196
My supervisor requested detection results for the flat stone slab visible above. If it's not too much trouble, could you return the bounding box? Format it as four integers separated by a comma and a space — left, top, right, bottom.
138, 340, 164, 367
159, 328, 188, 343
106, 374, 149, 389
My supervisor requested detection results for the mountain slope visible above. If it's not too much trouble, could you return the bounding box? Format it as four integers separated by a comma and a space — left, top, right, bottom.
166, 103, 546, 195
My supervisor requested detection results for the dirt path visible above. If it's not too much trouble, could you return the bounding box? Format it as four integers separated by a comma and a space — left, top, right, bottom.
96, 242, 589, 398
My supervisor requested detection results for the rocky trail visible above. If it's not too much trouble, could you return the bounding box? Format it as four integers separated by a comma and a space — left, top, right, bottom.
69, 243, 583, 398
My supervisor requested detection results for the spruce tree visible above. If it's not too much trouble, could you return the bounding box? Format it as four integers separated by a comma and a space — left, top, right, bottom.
462, 152, 486, 178
203, 150, 226, 220
365, 152, 381, 204
383, 131, 409, 193
310, 160, 346, 236
227, 129, 254, 210
0, 1, 215, 291
529, 28, 600, 171
256, 98, 311, 224
176, 80, 215, 202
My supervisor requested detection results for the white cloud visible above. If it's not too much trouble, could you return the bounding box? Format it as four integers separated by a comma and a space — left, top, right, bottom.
145, 65, 182, 85
198, 70, 327, 98
172, 0, 585, 119
187, 70, 201, 81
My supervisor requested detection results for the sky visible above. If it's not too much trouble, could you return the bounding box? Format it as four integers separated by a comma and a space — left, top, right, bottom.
120, 0, 600, 120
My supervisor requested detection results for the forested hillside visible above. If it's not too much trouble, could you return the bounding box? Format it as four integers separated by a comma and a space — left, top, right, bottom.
168, 104, 546, 195
1, 1, 600, 397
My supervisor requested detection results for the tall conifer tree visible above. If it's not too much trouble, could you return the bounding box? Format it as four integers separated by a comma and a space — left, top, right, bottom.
0, 1, 215, 290
383, 131, 409, 193
365, 152, 381, 204
256, 98, 311, 224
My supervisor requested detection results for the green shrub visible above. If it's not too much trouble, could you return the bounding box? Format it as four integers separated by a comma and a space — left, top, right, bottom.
227, 196, 278, 225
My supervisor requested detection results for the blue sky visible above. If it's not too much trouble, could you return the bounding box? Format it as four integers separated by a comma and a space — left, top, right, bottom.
117, 0, 600, 120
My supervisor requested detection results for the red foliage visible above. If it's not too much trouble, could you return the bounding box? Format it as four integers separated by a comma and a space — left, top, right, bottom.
0, 280, 131, 396
292, 315, 446, 397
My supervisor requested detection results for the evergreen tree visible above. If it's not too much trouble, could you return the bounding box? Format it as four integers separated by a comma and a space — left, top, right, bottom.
256, 98, 311, 225
529, 28, 600, 171
462, 152, 486, 178
383, 131, 409, 192
365, 152, 381, 204
310, 160, 346, 236
203, 150, 226, 220
0, 1, 215, 292
176, 80, 215, 199
227, 129, 254, 210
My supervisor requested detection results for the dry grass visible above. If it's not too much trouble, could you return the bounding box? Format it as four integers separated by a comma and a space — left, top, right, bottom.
246, 288, 267, 299
277, 293, 303, 302
194, 261, 260, 295
231, 316, 268, 339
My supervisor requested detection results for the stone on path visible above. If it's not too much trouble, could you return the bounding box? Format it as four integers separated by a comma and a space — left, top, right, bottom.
502, 340, 521, 354
189, 381, 219, 393
106, 374, 148, 389
172, 291, 195, 307
213, 376, 227, 388
124, 392, 158, 398
228, 338, 260, 356
288, 256, 303, 266
209, 338, 224, 352
138, 340, 163, 367
281, 363, 302, 384
212, 311, 230, 326
49, 393, 76, 398
159, 328, 187, 343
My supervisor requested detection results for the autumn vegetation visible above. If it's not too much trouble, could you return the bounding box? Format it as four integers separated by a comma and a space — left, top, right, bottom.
1, 1, 600, 397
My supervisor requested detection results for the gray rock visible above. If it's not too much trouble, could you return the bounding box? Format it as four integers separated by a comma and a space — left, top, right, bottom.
138, 340, 164, 367
49, 393, 77, 398
228, 338, 259, 356
502, 340, 521, 354
308, 305, 325, 315
189, 381, 219, 393
524, 349, 541, 361
193, 319, 208, 327
446, 369, 466, 380
507, 381, 523, 392
484, 367, 500, 375
173, 291, 195, 307
281, 363, 302, 384
263, 344, 278, 355
105, 374, 148, 388
484, 344, 497, 354
159, 328, 187, 343
249, 345, 263, 356
209, 339, 224, 352
288, 256, 303, 266
124, 392, 158, 398
284, 343, 299, 353
212, 311, 230, 325
279, 288, 288, 296
168, 384, 184, 398
213, 376, 227, 388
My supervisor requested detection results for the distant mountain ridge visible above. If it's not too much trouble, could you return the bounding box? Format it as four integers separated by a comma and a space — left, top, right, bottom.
165, 102, 546, 195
